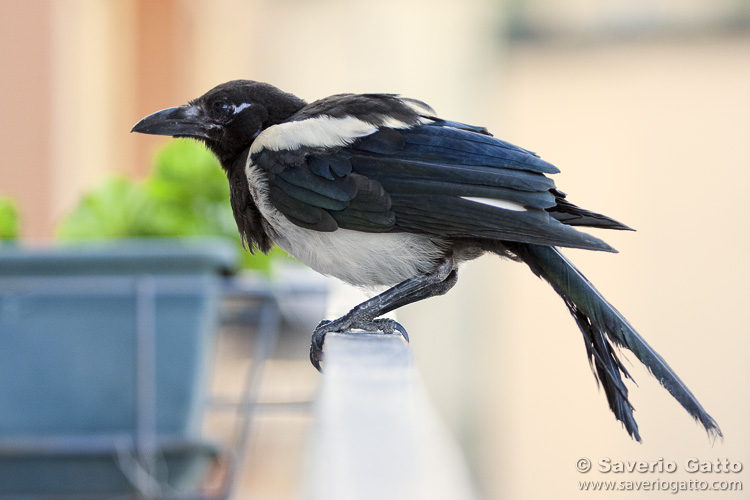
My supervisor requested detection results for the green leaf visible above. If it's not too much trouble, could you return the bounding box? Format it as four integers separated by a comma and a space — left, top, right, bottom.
56, 139, 276, 271
0, 197, 19, 240
57, 177, 169, 238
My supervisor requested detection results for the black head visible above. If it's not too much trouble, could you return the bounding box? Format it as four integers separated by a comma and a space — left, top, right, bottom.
132, 80, 307, 166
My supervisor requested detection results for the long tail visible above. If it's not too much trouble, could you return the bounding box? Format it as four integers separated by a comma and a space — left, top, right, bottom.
502, 242, 722, 442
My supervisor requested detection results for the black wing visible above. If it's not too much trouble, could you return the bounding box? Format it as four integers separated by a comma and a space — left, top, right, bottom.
252, 117, 625, 251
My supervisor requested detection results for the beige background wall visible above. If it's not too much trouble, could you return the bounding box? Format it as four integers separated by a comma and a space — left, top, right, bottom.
402, 34, 750, 499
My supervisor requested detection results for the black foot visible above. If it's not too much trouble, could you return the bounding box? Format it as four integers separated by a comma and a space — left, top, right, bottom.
309, 317, 409, 372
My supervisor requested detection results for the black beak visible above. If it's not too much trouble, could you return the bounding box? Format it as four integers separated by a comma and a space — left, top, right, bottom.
131, 104, 212, 139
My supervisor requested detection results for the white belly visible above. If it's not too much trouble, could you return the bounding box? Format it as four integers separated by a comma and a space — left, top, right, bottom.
274, 224, 445, 287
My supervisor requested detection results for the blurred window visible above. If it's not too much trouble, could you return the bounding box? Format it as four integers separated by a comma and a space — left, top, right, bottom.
505, 0, 750, 42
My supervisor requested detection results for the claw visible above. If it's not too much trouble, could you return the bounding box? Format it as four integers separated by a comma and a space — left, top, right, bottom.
308, 317, 409, 371
309, 328, 326, 372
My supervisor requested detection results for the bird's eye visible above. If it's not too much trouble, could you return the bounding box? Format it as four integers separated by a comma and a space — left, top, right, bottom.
212, 100, 232, 118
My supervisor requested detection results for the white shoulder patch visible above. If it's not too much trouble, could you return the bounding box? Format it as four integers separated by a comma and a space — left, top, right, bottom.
461, 196, 527, 212
249, 116, 375, 154
249, 113, 423, 154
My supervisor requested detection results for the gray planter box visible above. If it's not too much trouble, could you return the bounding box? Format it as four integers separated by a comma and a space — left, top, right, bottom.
0, 238, 236, 496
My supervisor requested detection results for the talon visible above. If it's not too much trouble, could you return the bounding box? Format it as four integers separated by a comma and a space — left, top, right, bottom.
396, 323, 409, 343
309, 328, 327, 372
309, 345, 323, 372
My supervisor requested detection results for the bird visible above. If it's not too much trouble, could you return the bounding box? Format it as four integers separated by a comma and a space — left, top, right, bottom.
132, 79, 721, 441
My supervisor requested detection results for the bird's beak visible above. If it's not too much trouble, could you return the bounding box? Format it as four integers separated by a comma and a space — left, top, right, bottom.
131, 104, 212, 139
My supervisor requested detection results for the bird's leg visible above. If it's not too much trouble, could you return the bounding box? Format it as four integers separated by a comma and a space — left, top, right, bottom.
310, 257, 457, 370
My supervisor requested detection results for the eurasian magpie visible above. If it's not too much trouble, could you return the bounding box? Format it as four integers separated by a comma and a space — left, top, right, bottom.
133, 80, 721, 441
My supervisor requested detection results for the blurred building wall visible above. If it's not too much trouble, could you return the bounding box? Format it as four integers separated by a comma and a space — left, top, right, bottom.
470, 33, 750, 500
0, 2, 53, 238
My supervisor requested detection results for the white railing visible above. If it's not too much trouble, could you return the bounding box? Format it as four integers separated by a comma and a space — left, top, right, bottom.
301, 283, 479, 500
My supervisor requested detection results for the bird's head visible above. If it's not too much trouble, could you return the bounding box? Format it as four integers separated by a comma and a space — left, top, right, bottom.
132, 80, 306, 166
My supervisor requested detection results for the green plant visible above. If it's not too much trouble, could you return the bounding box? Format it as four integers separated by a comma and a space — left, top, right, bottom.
57, 139, 283, 271
0, 197, 19, 240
